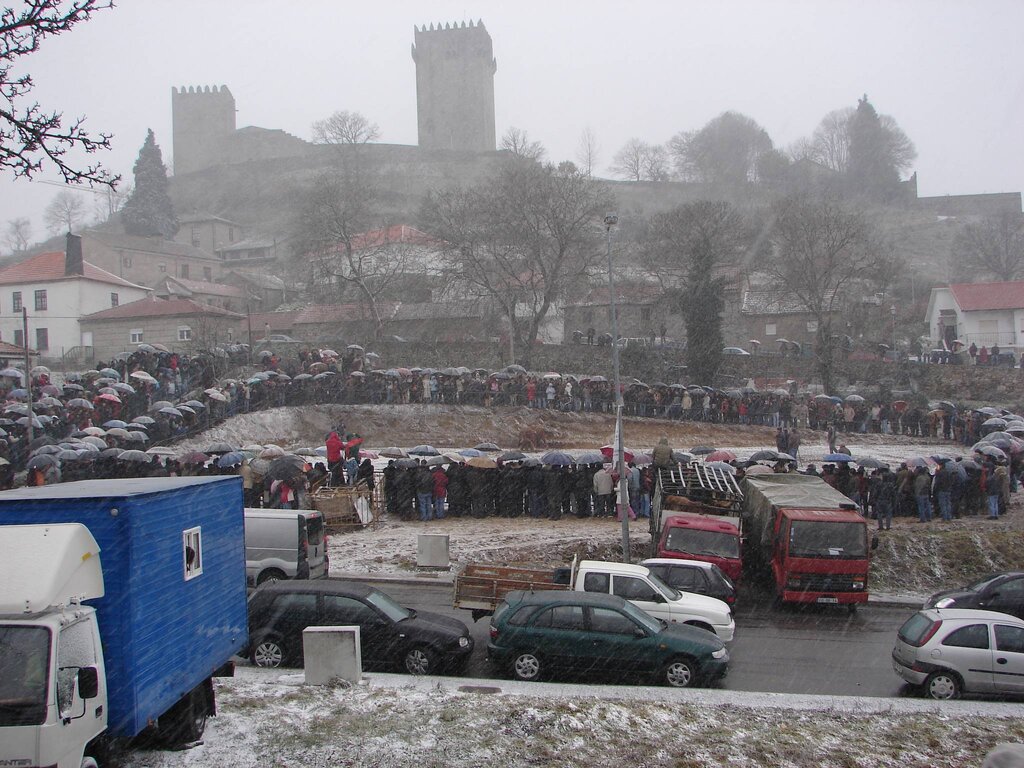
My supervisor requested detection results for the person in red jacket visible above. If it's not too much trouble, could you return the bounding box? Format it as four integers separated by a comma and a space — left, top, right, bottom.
325, 431, 344, 485
431, 466, 449, 519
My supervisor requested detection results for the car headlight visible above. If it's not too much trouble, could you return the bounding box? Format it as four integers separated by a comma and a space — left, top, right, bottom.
935, 598, 956, 608
459, 636, 470, 648
712, 648, 728, 659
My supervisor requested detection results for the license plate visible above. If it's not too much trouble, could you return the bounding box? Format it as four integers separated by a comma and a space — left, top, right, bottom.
817, 597, 839, 604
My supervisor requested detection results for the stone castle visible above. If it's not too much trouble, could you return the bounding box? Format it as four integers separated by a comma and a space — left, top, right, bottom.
171, 20, 498, 177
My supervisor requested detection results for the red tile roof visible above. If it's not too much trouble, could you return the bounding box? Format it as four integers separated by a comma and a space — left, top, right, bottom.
347, 225, 443, 251
949, 281, 1024, 312
81, 296, 243, 322
293, 303, 398, 325
0, 251, 148, 289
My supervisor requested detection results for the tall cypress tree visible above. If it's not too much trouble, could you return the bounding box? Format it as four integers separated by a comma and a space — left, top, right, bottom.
847, 95, 900, 199
121, 129, 178, 238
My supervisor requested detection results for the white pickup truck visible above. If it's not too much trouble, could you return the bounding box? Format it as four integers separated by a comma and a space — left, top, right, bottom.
454, 558, 735, 641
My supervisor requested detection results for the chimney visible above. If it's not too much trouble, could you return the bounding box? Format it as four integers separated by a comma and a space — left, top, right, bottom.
65, 233, 84, 276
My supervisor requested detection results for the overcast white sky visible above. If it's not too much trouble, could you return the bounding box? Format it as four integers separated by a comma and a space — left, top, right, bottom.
4, 0, 1023, 240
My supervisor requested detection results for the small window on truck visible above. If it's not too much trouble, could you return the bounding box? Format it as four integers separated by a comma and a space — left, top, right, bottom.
583, 572, 609, 594
183, 526, 203, 580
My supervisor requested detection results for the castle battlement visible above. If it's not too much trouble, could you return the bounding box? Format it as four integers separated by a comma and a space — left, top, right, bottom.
172, 84, 236, 176
172, 84, 234, 97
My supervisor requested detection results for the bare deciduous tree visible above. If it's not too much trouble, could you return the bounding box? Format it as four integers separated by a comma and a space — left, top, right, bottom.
43, 190, 85, 234
668, 112, 773, 187
4, 216, 30, 254
575, 127, 599, 176
311, 110, 381, 145
0, 1, 118, 186
610, 138, 668, 182
500, 127, 546, 162
953, 213, 1024, 282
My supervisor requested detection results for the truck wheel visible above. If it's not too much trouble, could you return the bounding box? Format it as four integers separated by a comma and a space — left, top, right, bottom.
662, 656, 696, 688
847, 603, 858, 615
81, 758, 99, 768
403, 646, 437, 675
160, 685, 209, 746
252, 638, 286, 668
511, 651, 542, 682
257, 568, 286, 586
924, 671, 962, 700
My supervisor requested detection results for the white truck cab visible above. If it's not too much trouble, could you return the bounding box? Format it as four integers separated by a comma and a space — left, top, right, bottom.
575, 559, 735, 641
0, 524, 107, 768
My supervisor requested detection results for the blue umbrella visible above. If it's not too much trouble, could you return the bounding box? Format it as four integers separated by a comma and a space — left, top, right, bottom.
575, 451, 605, 464
823, 453, 854, 463
540, 451, 574, 466
458, 448, 483, 458
103, 420, 128, 429
216, 451, 246, 468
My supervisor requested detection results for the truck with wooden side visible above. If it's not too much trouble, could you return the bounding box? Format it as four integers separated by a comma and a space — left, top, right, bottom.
0, 476, 249, 768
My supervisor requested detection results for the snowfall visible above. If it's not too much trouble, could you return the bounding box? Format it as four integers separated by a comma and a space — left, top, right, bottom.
125, 405, 1024, 768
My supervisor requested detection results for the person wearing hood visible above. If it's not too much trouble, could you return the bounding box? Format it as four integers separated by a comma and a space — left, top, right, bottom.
652, 437, 673, 469
325, 431, 344, 486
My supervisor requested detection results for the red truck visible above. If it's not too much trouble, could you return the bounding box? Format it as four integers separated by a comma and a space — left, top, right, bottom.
741, 474, 878, 610
649, 464, 744, 583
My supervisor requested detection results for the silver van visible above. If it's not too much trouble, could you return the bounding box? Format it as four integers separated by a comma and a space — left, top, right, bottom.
243, 508, 328, 587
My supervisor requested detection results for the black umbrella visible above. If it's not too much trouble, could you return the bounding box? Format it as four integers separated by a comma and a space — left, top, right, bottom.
748, 449, 779, 462
498, 451, 527, 462
26, 454, 58, 470
691, 446, 716, 455
264, 455, 307, 483
474, 442, 500, 452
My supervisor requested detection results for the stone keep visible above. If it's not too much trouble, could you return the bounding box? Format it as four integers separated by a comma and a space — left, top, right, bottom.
171, 85, 236, 176
412, 20, 496, 152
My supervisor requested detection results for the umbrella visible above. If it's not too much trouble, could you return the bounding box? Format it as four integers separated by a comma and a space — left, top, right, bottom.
705, 461, 737, 474
904, 457, 933, 469
498, 451, 527, 462
575, 451, 605, 465
81, 436, 108, 449
135, 343, 156, 353
40, 384, 60, 396
474, 442, 500, 452
66, 398, 94, 410
62, 383, 84, 392
99, 447, 122, 458
379, 447, 407, 458
27, 454, 58, 469
257, 350, 273, 359
294, 373, 313, 381
31, 444, 62, 456
854, 457, 887, 469
103, 420, 128, 429
265, 456, 307, 482
959, 458, 982, 471
982, 417, 1008, 428
467, 456, 498, 469
132, 415, 156, 425
705, 450, 736, 463
823, 453, 855, 463
748, 449, 780, 462
408, 445, 440, 456
118, 450, 152, 463
146, 446, 178, 456
600, 445, 635, 463
152, 343, 171, 353
259, 445, 286, 459
129, 371, 157, 383
0, 368, 23, 380
150, 400, 174, 411
540, 451, 574, 466
844, 394, 865, 403
345, 344, 363, 352
505, 364, 527, 374
7, 388, 28, 400
158, 407, 183, 418
127, 431, 149, 443
294, 448, 317, 456
217, 452, 246, 468
322, 349, 340, 357
3, 403, 28, 415
930, 454, 954, 463
633, 453, 654, 465
183, 400, 206, 410
975, 444, 1007, 460
97, 392, 121, 404
458, 448, 483, 458
205, 390, 229, 402
16, 416, 43, 428
690, 446, 716, 455
106, 427, 131, 439
205, 442, 236, 455
425, 454, 451, 467
745, 464, 774, 475
179, 451, 210, 465
312, 372, 335, 381
394, 458, 419, 469
57, 449, 84, 462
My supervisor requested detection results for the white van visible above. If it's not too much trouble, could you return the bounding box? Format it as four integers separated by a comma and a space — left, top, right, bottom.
243, 508, 328, 587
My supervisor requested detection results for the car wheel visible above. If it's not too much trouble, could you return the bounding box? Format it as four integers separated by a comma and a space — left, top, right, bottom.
924, 670, 962, 700
511, 651, 542, 682
662, 656, 696, 688
257, 568, 286, 586
683, 621, 716, 635
252, 638, 286, 668
403, 646, 437, 676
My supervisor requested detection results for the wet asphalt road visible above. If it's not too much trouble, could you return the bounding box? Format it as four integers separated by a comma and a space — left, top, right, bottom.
376, 580, 915, 697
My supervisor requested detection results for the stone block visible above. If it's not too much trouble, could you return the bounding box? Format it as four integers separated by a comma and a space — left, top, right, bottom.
303, 625, 361, 685
417, 532, 450, 569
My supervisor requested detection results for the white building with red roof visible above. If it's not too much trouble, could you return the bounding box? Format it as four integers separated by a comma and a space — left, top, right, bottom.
925, 280, 1024, 353
0, 234, 150, 362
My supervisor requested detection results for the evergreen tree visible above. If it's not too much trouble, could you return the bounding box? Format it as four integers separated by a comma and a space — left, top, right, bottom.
846, 96, 902, 199
121, 129, 178, 238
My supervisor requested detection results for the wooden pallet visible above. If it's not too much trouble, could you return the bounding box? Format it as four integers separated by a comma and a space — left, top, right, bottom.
312, 484, 377, 531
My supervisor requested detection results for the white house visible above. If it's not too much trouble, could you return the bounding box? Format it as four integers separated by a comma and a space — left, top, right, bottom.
0, 234, 150, 363
925, 281, 1024, 352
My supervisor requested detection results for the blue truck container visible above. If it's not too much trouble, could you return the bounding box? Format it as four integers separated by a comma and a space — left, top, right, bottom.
0, 476, 248, 739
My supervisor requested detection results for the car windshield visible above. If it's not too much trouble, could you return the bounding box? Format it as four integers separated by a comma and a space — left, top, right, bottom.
617, 599, 663, 634
967, 574, 1002, 593
364, 589, 412, 622
788, 521, 867, 558
645, 571, 681, 601
664, 527, 740, 558
0, 625, 50, 726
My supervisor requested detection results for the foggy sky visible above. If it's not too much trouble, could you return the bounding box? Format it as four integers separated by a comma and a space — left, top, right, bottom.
3, 0, 1022, 238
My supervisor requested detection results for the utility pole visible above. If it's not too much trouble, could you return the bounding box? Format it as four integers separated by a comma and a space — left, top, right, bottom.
22, 307, 32, 444
604, 213, 630, 563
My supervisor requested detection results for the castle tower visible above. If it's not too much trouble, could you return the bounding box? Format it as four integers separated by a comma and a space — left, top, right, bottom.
171, 85, 236, 175
411, 20, 496, 152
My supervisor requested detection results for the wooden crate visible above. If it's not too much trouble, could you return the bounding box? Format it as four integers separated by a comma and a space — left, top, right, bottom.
313, 485, 377, 531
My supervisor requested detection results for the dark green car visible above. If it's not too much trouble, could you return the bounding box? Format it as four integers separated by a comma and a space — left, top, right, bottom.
487, 590, 729, 687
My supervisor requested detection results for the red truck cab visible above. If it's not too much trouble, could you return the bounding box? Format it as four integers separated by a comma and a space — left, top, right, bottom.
656, 514, 742, 583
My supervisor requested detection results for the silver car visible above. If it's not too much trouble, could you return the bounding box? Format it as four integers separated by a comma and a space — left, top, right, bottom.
892, 608, 1024, 699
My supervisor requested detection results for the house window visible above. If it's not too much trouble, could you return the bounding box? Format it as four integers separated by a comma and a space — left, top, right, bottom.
765, 323, 777, 336
35, 328, 48, 351
203, 266, 212, 281
34, 290, 47, 311
110, 292, 119, 308
807, 320, 818, 333
130, 329, 144, 344
180, 264, 189, 279
191, 224, 200, 248
13, 329, 23, 347
159, 263, 167, 273
11, 291, 21, 312
228, 227, 235, 243
122, 255, 132, 267
641, 308, 652, 325
178, 326, 192, 341
183, 526, 203, 580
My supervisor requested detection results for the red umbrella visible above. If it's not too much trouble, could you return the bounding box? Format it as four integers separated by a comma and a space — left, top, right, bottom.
179, 451, 210, 465
600, 445, 635, 463
705, 450, 737, 463
97, 392, 121, 404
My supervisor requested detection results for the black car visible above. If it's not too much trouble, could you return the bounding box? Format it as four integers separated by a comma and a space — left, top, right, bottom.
641, 558, 738, 606
926, 572, 1024, 619
246, 579, 474, 674
488, 590, 728, 688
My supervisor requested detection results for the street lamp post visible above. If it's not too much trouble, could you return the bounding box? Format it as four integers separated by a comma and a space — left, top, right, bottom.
604, 213, 631, 563
891, 305, 897, 362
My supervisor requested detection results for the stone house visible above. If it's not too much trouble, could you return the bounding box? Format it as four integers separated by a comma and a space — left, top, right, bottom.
563, 285, 678, 344
174, 213, 245, 254
738, 289, 837, 351
153, 276, 250, 312
0, 235, 150, 364
220, 270, 287, 310
81, 230, 223, 288
925, 281, 1024, 353
80, 296, 243, 361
